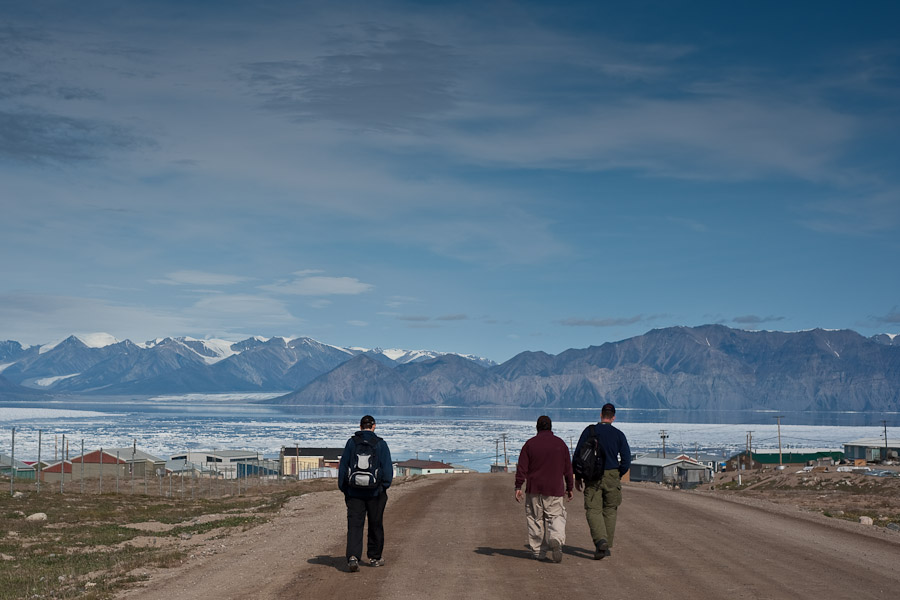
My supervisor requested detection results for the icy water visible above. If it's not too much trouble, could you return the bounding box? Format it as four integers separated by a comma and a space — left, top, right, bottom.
1, 394, 896, 472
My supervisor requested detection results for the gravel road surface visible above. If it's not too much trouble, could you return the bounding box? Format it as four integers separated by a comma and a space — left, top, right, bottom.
119, 474, 899, 600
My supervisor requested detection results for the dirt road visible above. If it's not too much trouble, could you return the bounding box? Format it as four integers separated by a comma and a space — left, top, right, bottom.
119, 474, 900, 600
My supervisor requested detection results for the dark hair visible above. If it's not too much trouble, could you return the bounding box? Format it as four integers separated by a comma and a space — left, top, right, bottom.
536, 415, 552, 431
601, 403, 616, 419
360, 415, 376, 429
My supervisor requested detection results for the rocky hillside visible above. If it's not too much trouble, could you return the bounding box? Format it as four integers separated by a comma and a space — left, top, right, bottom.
271, 325, 900, 412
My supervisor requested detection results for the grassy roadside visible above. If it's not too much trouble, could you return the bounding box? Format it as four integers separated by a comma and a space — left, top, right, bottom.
0, 478, 335, 600
709, 468, 900, 528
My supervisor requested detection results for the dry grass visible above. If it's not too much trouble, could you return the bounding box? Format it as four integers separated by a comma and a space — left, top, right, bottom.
710, 467, 900, 528
0, 477, 337, 600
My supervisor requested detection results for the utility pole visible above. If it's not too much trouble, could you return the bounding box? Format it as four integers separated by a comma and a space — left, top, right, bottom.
883, 420, 890, 462
501, 433, 508, 467
9, 427, 14, 496
37, 430, 42, 493
775, 416, 785, 466
494, 439, 499, 469
659, 430, 669, 458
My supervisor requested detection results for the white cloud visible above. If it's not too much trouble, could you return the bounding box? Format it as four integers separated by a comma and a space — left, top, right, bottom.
308, 299, 332, 309
0, 294, 191, 346
153, 270, 251, 286
190, 294, 295, 318
261, 275, 374, 296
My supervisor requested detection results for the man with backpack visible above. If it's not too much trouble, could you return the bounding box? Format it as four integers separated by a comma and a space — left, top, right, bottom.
338, 415, 393, 572
514, 415, 574, 562
573, 403, 631, 560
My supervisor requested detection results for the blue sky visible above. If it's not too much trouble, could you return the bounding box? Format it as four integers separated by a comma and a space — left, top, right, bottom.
1, 0, 899, 362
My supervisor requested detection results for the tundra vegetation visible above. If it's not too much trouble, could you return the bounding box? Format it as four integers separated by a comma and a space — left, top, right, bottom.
710, 467, 900, 529
0, 478, 333, 600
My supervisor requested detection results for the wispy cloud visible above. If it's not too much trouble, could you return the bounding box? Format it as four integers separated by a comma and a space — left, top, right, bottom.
732, 315, 786, 325
386, 296, 421, 308
435, 314, 467, 321
153, 270, 251, 286
190, 294, 297, 324
0, 293, 190, 345
0, 110, 150, 164
800, 190, 900, 235
261, 274, 374, 296
873, 307, 900, 325
559, 315, 663, 328
240, 31, 465, 131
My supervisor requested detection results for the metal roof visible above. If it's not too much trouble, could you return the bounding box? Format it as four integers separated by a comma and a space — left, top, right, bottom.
632, 457, 708, 469
845, 438, 900, 447
396, 459, 456, 469
282, 447, 343, 459
0, 454, 34, 470
750, 448, 842, 455
99, 448, 165, 462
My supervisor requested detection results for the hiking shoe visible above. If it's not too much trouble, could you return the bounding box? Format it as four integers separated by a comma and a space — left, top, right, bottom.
347, 557, 359, 572
593, 539, 609, 560
368, 558, 385, 567
549, 539, 563, 563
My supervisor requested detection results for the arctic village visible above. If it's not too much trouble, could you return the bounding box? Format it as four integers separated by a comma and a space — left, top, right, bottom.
2, 326, 900, 599
4, 1, 900, 598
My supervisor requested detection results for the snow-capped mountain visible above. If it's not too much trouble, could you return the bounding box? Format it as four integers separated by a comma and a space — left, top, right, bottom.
0, 333, 496, 395
3, 327, 900, 413
270, 325, 900, 412
349, 347, 496, 368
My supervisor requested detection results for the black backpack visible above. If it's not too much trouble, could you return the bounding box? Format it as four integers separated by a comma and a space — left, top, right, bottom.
347, 432, 382, 489
573, 424, 606, 482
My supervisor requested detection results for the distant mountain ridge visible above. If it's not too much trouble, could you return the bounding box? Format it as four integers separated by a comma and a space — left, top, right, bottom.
270, 325, 900, 412
0, 334, 496, 395
2, 326, 899, 412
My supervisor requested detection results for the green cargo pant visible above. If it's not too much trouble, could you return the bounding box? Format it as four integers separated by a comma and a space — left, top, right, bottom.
583, 470, 622, 547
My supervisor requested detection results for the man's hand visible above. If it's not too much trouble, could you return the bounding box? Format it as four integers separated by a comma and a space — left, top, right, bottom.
566, 489, 574, 502
515, 489, 524, 503
575, 479, 583, 492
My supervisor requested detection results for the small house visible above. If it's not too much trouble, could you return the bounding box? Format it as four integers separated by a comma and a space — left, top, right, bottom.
169, 450, 260, 479
0, 454, 36, 480
280, 447, 343, 477
844, 438, 900, 463
396, 459, 470, 475
630, 456, 712, 488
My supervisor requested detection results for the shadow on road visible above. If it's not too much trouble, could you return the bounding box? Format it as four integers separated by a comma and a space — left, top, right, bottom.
307, 554, 345, 571
563, 546, 596, 560
474, 546, 534, 560
475, 545, 596, 561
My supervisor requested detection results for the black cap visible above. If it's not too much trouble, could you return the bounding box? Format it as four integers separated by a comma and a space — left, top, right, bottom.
360, 415, 376, 429
601, 403, 616, 416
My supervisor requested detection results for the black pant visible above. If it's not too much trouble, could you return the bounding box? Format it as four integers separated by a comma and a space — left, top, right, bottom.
345, 490, 388, 561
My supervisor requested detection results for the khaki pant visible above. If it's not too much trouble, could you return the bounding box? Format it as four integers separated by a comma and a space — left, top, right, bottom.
524, 493, 567, 558
583, 470, 622, 547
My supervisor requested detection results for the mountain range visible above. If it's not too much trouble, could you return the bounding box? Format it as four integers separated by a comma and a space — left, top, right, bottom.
0, 335, 494, 395
1, 325, 899, 412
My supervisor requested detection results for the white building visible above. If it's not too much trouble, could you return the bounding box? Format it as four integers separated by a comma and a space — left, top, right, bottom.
395, 459, 472, 475
169, 450, 260, 479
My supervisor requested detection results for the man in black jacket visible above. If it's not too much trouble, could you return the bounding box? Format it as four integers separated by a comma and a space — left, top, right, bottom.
573, 403, 631, 560
338, 415, 393, 572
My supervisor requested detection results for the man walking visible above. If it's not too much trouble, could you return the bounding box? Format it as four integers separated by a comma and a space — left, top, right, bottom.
515, 415, 574, 562
338, 415, 393, 572
573, 403, 631, 560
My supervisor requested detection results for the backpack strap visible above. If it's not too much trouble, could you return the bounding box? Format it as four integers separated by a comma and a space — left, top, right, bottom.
353, 432, 382, 445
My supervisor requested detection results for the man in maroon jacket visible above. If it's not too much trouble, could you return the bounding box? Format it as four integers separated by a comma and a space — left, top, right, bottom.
515, 415, 575, 562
